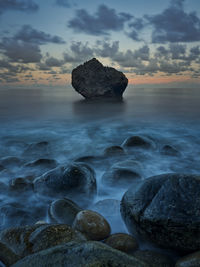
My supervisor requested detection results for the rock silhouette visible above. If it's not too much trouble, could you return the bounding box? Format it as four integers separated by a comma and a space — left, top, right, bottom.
72, 58, 128, 99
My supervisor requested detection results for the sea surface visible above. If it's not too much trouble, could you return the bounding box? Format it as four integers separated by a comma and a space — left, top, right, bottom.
0, 85, 200, 245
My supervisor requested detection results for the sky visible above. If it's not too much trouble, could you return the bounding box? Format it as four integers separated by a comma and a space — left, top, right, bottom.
0, 0, 200, 88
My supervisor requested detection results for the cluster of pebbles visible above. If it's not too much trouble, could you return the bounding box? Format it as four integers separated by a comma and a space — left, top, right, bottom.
0, 135, 199, 266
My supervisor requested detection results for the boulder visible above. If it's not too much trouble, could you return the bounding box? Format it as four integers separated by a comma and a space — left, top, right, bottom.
104, 233, 138, 253
48, 198, 82, 225
161, 145, 180, 156
71, 58, 128, 99
121, 173, 200, 252
0, 224, 86, 258
104, 146, 125, 156
101, 160, 142, 188
9, 177, 33, 192
0, 242, 19, 266
11, 241, 148, 267
73, 210, 111, 241
122, 135, 152, 149
34, 163, 97, 206
176, 251, 200, 267
133, 250, 174, 267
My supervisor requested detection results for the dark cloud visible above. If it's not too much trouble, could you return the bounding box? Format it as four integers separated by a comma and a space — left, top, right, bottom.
147, 0, 200, 43
45, 57, 64, 67
14, 25, 66, 45
64, 42, 94, 63
68, 5, 132, 35
127, 18, 146, 41
56, 0, 70, 7
0, 37, 42, 63
0, 0, 38, 15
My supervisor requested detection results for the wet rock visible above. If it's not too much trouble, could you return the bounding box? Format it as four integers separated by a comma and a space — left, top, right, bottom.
104, 145, 125, 156
0, 224, 86, 258
73, 210, 111, 241
9, 177, 33, 192
34, 163, 97, 206
0, 242, 19, 266
48, 198, 82, 225
23, 141, 50, 158
122, 135, 152, 149
176, 251, 200, 267
101, 160, 142, 188
72, 58, 128, 99
0, 224, 42, 257
11, 241, 148, 267
0, 157, 23, 168
121, 173, 200, 252
28, 224, 87, 254
104, 233, 138, 253
25, 158, 57, 169
133, 250, 174, 267
0, 203, 34, 229
161, 145, 180, 156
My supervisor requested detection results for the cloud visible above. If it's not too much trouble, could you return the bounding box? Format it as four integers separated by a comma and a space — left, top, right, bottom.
0, 38, 42, 63
64, 42, 94, 63
127, 18, 146, 41
55, 0, 70, 8
0, 0, 38, 15
68, 5, 132, 35
45, 57, 64, 67
147, 0, 200, 43
14, 25, 66, 45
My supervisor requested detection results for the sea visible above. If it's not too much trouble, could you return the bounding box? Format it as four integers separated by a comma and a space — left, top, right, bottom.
0, 85, 200, 250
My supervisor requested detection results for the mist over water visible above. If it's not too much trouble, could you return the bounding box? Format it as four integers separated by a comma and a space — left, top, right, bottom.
0, 85, 200, 244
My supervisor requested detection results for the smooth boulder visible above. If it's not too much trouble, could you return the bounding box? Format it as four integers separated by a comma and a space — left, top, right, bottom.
11, 241, 148, 267
72, 58, 128, 99
48, 198, 82, 225
73, 210, 111, 241
34, 163, 97, 206
121, 173, 200, 252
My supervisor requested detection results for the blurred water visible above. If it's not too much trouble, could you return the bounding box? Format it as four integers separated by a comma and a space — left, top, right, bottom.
0, 85, 200, 237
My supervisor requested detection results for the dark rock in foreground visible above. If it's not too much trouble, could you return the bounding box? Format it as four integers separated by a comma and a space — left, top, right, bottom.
121, 173, 200, 252
72, 58, 128, 99
11, 241, 148, 267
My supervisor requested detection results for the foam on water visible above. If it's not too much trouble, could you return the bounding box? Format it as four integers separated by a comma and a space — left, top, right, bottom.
0, 86, 200, 255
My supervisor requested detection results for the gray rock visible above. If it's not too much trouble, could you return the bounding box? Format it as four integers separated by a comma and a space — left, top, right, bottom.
176, 251, 200, 267
121, 173, 200, 252
34, 163, 97, 206
122, 136, 152, 149
0, 242, 19, 266
48, 198, 82, 225
72, 58, 128, 99
0, 224, 86, 258
161, 145, 180, 157
101, 160, 142, 188
133, 250, 174, 267
104, 233, 138, 253
11, 241, 148, 267
104, 145, 125, 156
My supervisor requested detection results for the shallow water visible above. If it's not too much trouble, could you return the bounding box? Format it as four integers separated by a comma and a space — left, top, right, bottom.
0, 85, 200, 249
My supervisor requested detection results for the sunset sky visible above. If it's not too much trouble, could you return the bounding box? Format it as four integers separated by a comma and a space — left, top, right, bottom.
0, 0, 200, 88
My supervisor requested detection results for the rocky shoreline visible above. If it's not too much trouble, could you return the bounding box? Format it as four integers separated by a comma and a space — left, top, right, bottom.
0, 134, 199, 266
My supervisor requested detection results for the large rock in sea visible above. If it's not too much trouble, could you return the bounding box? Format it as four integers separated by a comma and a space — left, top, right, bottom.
71, 58, 128, 99
120, 173, 200, 252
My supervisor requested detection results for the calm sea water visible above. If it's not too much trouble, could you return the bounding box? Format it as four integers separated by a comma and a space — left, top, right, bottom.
0, 85, 200, 241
